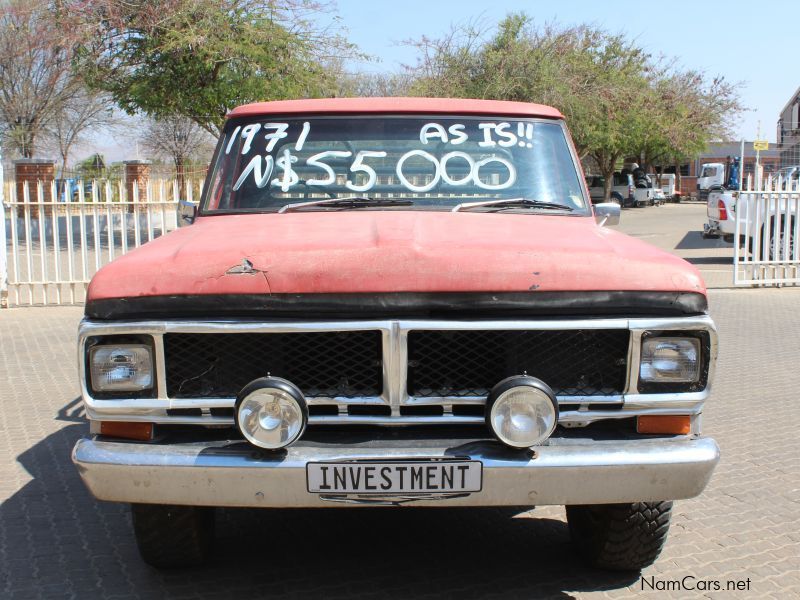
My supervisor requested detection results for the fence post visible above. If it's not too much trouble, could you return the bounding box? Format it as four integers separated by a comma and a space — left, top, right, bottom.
0, 147, 7, 308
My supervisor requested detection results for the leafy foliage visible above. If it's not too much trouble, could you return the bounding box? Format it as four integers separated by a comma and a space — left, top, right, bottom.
405, 14, 744, 199
71, 0, 357, 134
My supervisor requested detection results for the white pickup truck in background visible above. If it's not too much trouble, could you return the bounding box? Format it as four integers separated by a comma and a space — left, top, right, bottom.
703, 189, 736, 243
702, 157, 742, 243
705, 186, 799, 260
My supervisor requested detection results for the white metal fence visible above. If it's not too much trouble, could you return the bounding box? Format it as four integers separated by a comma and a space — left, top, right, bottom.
1, 178, 201, 307
734, 173, 800, 286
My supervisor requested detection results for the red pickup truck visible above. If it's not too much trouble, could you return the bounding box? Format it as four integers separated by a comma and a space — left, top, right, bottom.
72, 98, 719, 571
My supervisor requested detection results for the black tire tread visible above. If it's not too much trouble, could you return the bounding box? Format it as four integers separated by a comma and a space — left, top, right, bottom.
131, 504, 214, 568
567, 501, 672, 571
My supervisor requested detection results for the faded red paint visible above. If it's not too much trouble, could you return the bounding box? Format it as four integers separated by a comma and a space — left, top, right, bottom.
87, 212, 705, 301
227, 98, 564, 120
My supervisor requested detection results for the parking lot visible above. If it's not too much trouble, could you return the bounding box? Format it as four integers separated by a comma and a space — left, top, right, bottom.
1, 203, 799, 599
613, 201, 736, 289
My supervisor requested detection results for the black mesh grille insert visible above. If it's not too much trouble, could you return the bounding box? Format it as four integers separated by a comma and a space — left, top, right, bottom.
164, 331, 382, 398
407, 329, 629, 397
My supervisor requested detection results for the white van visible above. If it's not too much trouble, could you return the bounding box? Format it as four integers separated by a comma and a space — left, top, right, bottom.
652, 173, 680, 202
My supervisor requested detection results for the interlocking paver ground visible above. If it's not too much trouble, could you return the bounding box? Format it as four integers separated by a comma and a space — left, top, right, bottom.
1, 207, 799, 599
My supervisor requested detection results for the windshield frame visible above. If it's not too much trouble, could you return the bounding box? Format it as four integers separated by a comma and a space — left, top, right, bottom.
197, 114, 592, 217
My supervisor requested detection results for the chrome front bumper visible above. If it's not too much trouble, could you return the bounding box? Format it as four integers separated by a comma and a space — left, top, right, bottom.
73, 435, 720, 507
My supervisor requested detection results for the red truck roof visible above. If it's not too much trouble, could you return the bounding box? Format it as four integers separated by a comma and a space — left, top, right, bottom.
227, 97, 564, 120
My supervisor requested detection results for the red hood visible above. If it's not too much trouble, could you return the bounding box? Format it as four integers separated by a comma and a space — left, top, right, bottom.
86, 211, 705, 300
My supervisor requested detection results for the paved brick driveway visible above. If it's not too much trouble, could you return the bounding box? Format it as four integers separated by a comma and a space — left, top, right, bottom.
2, 291, 798, 599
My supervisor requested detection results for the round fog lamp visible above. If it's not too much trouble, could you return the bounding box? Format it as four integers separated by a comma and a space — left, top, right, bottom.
486, 376, 558, 448
235, 377, 307, 449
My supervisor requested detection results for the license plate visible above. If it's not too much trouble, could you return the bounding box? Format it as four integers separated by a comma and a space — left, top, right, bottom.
307, 460, 482, 495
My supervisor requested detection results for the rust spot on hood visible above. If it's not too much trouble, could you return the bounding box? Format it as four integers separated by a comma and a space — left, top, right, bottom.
223, 258, 272, 293
226, 258, 262, 275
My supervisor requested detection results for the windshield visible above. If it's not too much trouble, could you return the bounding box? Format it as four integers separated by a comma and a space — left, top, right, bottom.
201, 116, 588, 214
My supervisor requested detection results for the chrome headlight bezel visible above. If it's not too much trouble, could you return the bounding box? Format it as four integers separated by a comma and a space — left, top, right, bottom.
234, 377, 308, 450
86, 336, 157, 398
637, 330, 711, 393
485, 376, 559, 449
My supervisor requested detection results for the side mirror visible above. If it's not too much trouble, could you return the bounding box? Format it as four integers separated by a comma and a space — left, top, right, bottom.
594, 202, 620, 227
179, 200, 198, 226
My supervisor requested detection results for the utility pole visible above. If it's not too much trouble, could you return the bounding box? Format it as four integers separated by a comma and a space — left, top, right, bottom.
739, 140, 745, 191
755, 121, 762, 190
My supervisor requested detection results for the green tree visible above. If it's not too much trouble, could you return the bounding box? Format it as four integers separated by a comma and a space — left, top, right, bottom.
335, 71, 413, 98
633, 68, 743, 183
77, 153, 107, 180
71, 0, 357, 135
570, 32, 652, 201
408, 16, 653, 200
405, 14, 743, 201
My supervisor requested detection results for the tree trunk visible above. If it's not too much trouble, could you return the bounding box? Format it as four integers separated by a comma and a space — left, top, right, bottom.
59, 143, 72, 185
21, 129, 35, 158
14, 122, 37, 158
592, 152, 621, 202
603, 171, 613, 202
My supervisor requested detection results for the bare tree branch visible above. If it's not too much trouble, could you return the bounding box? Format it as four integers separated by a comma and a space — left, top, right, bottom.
42, 89, 117, 173
140, 114, 215, 194
0, 0, 83, 157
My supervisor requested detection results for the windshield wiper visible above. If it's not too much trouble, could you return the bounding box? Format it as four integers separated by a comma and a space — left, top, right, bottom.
451, 198, 575, 213
278, 197, 414, 213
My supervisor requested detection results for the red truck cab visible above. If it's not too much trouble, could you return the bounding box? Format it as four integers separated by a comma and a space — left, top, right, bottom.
73, 98, 718, 571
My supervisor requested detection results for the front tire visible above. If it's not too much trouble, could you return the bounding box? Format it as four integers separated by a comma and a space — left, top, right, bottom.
566, 501, 672, 571
131, 504, 215, 568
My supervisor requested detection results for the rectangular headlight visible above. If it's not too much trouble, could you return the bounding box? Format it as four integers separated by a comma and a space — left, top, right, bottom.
640, 337, 700, 383
89, 345, 153, 392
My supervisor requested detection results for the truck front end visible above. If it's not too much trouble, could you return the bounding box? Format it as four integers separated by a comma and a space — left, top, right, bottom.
73, 98, 719, 571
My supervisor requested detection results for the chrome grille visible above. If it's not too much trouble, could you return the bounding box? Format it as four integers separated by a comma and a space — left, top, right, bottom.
80, 316, 716, 428
407, 329, 629, 397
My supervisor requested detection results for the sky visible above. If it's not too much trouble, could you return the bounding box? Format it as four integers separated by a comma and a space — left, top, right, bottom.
88, 0, 796, 162
330, 0, 797, 143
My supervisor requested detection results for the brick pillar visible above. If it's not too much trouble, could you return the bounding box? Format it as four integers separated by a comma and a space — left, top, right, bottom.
124, 160, 151, 209
14, 158, 56, 217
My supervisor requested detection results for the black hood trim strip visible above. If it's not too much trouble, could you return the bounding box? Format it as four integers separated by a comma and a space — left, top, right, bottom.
85, 291, 707, 320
